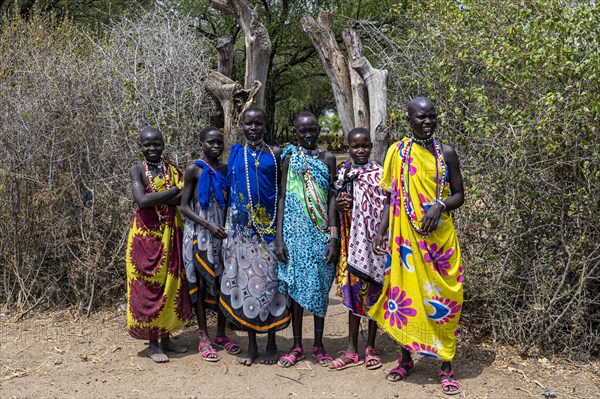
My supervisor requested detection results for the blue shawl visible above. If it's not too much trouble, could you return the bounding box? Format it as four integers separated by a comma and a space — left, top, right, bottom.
194, 159, 226, 210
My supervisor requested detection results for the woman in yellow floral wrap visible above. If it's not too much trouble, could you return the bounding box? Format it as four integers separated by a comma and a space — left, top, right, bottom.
371, 98, 465, 395
126, 127, 192, 363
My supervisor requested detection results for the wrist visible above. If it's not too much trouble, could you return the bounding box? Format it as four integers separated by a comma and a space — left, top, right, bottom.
329, 226, 339, 237
438, 200, 446, 211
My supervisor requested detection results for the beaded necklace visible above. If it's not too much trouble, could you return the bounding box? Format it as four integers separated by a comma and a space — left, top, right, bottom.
243, 142, 278, 236
247, 140, 263, 167
143, 159, 172, 223
299, 150, 330, 236
411, 135, 434, 146
399, 138, 446, 237
299, 146, 321, 158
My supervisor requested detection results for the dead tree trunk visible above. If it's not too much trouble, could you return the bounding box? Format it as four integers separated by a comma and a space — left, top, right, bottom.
205, 70, 261, 155
352, 57, 389, 163
301, 11, 389, 163
210, 0, 271, 107
300, 12, 354, 135
216, 36, 234, 78
342, 29, 370, 130
208, 36, 235, 129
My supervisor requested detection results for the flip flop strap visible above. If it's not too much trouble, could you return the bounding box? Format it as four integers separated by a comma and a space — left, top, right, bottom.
389, 360, 414, 378
330, 352, 358, 369
215, 336, 239, 352
441, 379, 460, 390
280, 347, 304, 365
313, 346, 333, 362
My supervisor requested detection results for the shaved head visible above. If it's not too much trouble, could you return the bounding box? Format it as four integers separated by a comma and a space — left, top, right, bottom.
139, 127, 163, 143
407, 97, 434, 117
294, 111, 318, 127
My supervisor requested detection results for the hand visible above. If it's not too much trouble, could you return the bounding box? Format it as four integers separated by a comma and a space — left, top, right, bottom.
335, 192, 352, 212
373, 232, 387, 256
324, 239, 339, 266
205, 222, 227, 240
275, 239, 289, 264
420, 203, 444, 234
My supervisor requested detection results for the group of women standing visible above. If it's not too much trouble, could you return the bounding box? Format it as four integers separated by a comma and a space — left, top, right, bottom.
124, 97, 465, 395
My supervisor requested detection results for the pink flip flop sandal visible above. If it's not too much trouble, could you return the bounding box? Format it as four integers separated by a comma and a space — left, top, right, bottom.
387, 359, 414, 381
364, 346, 383, 370
278, 347, 305, 368
439, 370, 462, 395
312, 346, 333, 366
328, 351, 364, 371
197, 335, 220, 362
213, 336, 242, 355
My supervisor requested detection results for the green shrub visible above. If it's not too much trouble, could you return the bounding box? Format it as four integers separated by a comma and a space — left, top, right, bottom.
360, 0, 599, 357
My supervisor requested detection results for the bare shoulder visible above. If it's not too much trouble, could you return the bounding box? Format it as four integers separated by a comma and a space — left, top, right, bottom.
442, 143, 459, 163
185, 162, 202, 177
322, 151, 337, 167
129, 163, 143, 179
281, 152, 291, 167
271, 145, 283, 157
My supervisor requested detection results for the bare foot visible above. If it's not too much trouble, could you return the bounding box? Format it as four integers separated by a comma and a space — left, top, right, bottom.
238, 341, 258, 366
149, 341, 169, 363
160, 337, 188, 353
260, 342, 278, 365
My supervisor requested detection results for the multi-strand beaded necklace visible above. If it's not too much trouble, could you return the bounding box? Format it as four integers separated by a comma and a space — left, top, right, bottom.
143, 159, 172, 223
299, 147, 330, 237
243, 141, 278, 237
399, 137, 446, 238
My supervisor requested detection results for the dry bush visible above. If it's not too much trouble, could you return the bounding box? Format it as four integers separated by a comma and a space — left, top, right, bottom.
0, 8, 214, 315
357, 0, 600, 358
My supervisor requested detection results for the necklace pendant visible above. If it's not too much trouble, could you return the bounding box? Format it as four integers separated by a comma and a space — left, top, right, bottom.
255, 161, 260, 167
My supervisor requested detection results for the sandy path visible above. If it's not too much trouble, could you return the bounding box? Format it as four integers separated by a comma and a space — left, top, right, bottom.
1, 289, 598, 398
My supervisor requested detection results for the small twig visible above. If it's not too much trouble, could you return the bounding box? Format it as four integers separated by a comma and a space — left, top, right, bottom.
515, 387, 532, 395
534, 380, 545, 388
275, 373, 304, 385
16, 298, 43, 321
305, 361, 313, 371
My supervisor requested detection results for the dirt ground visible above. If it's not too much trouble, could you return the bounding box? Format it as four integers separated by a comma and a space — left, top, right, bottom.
1, 289, 599, 399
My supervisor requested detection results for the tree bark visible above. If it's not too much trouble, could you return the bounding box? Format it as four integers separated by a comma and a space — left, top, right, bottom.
210, 0, 271, 107
342, 29, 370, 130
352, 56, 389, 163
205, 70, 261, 155
216, 36, 234, 78
300, 12, 354, 134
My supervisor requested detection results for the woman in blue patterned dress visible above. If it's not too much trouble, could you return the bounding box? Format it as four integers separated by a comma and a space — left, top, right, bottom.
275, 112, 339, 368
220, 107, 291, 366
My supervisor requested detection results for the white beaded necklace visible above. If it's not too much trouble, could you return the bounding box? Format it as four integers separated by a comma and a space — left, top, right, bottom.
243, 142, 278, 236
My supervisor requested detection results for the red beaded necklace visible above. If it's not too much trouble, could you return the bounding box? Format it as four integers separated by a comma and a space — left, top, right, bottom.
399, 138, 446, 237
300, 152, 330, 235
144, 160, 172, 223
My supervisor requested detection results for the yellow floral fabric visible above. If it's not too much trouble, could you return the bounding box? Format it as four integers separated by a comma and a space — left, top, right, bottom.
368, 138, 463, 361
